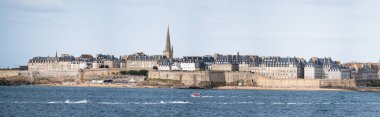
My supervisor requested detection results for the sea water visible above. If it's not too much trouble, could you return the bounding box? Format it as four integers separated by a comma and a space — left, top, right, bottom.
1, 86, 380, 117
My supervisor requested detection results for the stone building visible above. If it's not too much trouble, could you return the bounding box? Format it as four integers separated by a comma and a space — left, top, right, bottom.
238, 55, 261, 72
256, 56, 305, 79
304, 57, 324, 79
327, 66, 351, 79
180, 56, 214, 71
70, 54, 95, 69
210, 53, 240, 71
28, 53, 76, 71
123, 52, 163, 71
344, 62, 379, 80
158, 58, 172, 71
125, 26, 174, 71
304, 57, 350, 79
93, 54, 120, 69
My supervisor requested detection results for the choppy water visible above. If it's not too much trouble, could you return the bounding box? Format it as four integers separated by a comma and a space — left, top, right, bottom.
1, 86, 380, 117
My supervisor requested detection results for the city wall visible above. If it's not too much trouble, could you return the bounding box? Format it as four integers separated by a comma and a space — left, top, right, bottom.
0, 69, 358, 88
0, 70, 20, 77
149, 71, 222, 85
149, 71, 358, 88
149, 71, 263, 86
0, 69, 123, 81
254, 78, 321, 88
81, 69, 121, 80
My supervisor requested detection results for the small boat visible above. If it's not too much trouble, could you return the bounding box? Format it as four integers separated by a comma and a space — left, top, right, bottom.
191, 93, 202, 97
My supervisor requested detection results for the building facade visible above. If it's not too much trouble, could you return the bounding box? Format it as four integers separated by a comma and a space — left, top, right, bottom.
304, 57, 350, 79
255, 56, 305, 79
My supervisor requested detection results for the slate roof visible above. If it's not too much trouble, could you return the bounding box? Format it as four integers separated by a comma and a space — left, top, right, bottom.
260, 56, 304, 67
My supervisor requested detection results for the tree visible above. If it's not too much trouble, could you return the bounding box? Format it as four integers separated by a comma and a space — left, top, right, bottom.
119, 70, 148, 76
153, 66, 158, 70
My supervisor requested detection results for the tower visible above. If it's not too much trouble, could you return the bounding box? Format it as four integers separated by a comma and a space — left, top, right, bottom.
163, 26, 173, 59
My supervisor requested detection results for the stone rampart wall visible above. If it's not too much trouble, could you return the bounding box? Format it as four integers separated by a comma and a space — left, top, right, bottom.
81, 69, 121, 80
0, 70, 20, 77
254, 78, 321, 88
149, 71, 358, 88
320, 79, 356, 88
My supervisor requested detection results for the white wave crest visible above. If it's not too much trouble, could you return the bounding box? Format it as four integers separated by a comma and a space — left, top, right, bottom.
65, 99, 89, 104
201, 96, 214, 98
47, 101, 63, 104
99, 102, 124, 105
141, 102, 161, 105
160, 101, 190, 104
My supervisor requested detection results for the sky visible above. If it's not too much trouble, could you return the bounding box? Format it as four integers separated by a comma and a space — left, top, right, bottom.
1, 0, 380, 68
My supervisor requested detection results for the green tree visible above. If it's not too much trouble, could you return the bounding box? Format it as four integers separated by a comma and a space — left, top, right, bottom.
153, 66, 158, 70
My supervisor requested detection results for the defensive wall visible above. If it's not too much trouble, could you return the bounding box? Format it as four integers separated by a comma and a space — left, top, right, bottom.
0, 69, 360, 88
0, 69, 123, 81
0, 70, 20, 77
149, 71, 358, 88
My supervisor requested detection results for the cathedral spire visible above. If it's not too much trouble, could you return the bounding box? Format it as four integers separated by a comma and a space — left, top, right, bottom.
163, 25, 173, 59
165, 25, 171, 52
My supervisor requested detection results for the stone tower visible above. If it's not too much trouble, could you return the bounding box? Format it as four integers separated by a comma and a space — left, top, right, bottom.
163, 26, 173, 59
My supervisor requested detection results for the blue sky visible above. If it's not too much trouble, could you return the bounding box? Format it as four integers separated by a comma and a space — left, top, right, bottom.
1, 0, 380, 68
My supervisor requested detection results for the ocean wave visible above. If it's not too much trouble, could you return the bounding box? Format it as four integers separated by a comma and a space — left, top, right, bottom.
236, 102, 254, 104
201, 96, 214, 98
98, 102, 124, 105
160, 101, 190, 104
47, 101, 64, 104
12, 101, 36, 104
141, 102, 162, 105
65, 99, 89, 104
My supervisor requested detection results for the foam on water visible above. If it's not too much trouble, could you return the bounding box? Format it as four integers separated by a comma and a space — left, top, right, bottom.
201, 96, 214, 98
237, 102, 253, 104
65, 99, 89, 104
160, 101, 190, 104
12, 101, 39, 104
98, 102, 124, 105
47, 101, 64, 104
141, 102, 162, 105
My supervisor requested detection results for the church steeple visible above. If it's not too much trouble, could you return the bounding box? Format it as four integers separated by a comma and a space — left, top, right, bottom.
163, 25, 173, 59
165, 26, 171, 52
